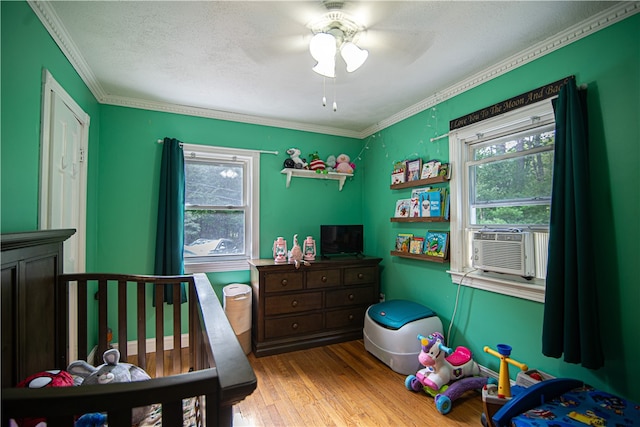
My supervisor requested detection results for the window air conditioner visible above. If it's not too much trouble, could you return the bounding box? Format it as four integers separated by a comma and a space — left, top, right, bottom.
472, 231, 535, 278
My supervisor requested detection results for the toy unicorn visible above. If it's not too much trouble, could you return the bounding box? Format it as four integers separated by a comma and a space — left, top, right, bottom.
405, 332, 480, 394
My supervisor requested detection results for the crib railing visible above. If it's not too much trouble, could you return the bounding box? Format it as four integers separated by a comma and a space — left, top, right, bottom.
2, 272, 256, 426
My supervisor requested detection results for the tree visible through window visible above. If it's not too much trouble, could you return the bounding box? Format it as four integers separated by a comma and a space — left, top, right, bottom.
181, 144, 259, 273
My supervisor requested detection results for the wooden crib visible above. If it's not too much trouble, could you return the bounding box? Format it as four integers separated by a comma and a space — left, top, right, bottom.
1, 229, 256, 426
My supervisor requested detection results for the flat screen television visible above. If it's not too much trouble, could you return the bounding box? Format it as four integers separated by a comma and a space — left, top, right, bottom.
320, 224, 363, 257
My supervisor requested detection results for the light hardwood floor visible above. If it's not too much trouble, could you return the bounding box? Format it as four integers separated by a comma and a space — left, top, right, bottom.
234, 340, 485, 426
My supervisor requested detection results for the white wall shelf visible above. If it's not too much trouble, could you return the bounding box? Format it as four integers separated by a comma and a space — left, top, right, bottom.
280, 168, 353, 191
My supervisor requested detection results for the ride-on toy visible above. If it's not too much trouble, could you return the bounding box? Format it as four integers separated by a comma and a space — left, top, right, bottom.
405, 332, 480, 394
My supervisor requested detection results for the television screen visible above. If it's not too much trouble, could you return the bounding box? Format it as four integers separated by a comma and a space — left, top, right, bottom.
320, 225, 363, 257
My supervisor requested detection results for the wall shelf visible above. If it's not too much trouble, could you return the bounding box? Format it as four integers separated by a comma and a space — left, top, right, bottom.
390, 250, 448, 263
281, 168, 353, 191
390, 217, 447, 223
390, 175, 448, 190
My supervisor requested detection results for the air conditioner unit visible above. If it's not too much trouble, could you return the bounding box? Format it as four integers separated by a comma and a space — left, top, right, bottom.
472, 231, 535, 278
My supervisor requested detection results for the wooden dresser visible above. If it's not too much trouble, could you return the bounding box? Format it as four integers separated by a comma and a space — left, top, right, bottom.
248, 256, 382, 357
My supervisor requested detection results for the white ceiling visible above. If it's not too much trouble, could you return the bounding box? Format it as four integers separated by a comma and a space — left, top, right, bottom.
32, 1, 633, 138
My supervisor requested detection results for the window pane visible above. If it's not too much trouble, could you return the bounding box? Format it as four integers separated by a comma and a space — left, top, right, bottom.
470, 129, 554, 226
184, 210, 245, 257
473, 204, 550, 225
185, 161, 243, 206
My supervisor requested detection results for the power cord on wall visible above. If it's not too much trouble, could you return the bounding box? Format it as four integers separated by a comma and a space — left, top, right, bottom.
446, 268, 477, 346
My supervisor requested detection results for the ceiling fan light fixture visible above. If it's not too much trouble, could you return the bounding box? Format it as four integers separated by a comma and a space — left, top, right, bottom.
312, 58, 336, 78
340, 41, 368, 72
309, 32, 337, 62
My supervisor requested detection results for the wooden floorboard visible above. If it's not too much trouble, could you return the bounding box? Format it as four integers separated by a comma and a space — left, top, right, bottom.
234, 339, 485, 426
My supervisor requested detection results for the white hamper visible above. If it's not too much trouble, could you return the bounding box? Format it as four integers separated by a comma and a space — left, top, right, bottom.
223, 283, 252, 354
363, 299, 443, 375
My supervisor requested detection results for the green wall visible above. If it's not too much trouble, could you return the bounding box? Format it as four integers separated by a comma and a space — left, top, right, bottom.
362, 14, 640, 401
3, 0, 639, 403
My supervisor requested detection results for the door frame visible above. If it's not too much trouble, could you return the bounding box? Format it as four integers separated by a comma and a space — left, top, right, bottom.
39, 69, 90, 361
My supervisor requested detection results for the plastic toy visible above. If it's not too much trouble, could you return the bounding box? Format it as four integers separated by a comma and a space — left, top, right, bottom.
483, 344, 528, 398
435, 376, 493, 415
405, 332, 480, 394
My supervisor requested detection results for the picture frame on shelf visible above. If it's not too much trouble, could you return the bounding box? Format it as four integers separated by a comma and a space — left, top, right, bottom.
405, 158, 422, 182
424, 231, 449, 258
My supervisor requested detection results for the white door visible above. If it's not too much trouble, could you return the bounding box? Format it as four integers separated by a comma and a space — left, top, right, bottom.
40, 69, 90, 360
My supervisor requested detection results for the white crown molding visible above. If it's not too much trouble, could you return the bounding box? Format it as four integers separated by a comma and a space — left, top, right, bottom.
28, 1, 107, 101
30, 1, 639, 140
360, 1, 640, 138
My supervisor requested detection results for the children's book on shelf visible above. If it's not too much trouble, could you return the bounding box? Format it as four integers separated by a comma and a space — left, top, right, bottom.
411, 186, 431, 199
419, 192, 431, 217
396, 233, 413, 252
424, 231, 449, 258
406, 159, 422, 182
438, 163, 451, 179
410, 197, 421, 217
409, 237, 424, 254
395, 199, 411, 217
427, 190, 441, 218
391, 161, 407, 184
421, 160, 441, 179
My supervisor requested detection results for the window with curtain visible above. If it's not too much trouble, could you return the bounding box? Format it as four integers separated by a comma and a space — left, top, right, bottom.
448, 100, 555, 302
182, 144, 260, 273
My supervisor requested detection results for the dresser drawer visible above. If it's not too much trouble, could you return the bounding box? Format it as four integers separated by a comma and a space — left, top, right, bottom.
265, 292, 322, 315
306, 269, 341, 289
263, 271, 303, 293
326, 307, 366, 329
264, 313, 323, 339
344, 266, 377, 285
326, 286, 375, 308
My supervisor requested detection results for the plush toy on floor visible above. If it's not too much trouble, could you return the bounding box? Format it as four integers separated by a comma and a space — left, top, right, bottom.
68, 348, 151, 425
405, 332, 480, 395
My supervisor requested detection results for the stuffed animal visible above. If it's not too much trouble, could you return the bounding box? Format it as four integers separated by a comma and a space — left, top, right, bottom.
335, 153, 355, 174
286, 148, 307, 169
308, 151, 325, 172
325, 155, 337, 172
13, 370, 75, 427
68, 349, 151, 425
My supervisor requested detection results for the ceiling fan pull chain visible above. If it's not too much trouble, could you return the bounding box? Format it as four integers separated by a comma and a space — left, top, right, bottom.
322, 77, 327, 107
333, 77, 338, 112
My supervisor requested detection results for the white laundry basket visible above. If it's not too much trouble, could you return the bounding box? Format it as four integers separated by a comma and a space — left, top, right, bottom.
223, 283, 252, 354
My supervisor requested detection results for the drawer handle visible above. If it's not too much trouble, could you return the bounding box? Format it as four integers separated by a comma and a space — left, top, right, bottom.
321, 276, 327, 282
348, 314, 354, 321
291, 322, 299, 330
348, 294, 355, 301
357, 273, 364, 279
281, 279, 288, 287
291, 300, 298, 307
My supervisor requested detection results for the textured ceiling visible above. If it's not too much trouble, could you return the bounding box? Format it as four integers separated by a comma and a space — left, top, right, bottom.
33, 1, 633, 138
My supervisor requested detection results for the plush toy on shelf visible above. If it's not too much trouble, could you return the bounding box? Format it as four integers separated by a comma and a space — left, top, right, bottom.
335, 153, 355, 174
325, 155, 337, 172
285, 148, 307, 169
308, 151, 326, 173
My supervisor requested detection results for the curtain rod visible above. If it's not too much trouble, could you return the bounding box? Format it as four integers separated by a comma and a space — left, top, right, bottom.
156, 139, 279, 155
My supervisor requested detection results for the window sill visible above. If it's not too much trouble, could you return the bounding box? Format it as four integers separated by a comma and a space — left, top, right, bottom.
448, 269, 545, 303
185, 259, 250, 273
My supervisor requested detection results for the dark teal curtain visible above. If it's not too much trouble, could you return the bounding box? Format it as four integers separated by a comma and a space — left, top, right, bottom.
154, 137, 187, 304
542, 79, 603, 369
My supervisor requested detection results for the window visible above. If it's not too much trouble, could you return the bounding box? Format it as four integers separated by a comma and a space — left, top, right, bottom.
182, 144, 260, 273
448, 101, 555, 302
